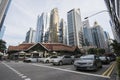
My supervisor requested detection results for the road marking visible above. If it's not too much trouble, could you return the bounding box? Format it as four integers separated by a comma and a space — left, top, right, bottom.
107, 63, 115, 76
64, 68, 72, 70
31, 63, 110, 79
2, 62, 31, 80
19, 74, 24, 76
22, 76, 27, 78
25, 78, 31, 80
102, 62, 115, 77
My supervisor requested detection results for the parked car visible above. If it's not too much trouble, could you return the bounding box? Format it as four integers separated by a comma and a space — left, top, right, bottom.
99, 56, 110, 64
40, 56, 58, 63
71, 55, 81, 62
74, 55, 102, 71
106, 53, 116, 61
23, 57, 41, 63
52, 55, 73, 65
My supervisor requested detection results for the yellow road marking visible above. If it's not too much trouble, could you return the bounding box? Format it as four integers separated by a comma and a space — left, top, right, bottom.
102, 62, 115, 77
106, 62, 115, 77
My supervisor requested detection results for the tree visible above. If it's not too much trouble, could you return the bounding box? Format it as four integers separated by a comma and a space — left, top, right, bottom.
0, 39, 6, 53
110, 40, 120, 56
97, 48, 105, 55
87, 48, 97, 54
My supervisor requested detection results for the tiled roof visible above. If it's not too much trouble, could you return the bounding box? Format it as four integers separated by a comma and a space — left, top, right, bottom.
42, 43, 76, 52
8, 43, 35, 51
8, 43, 76, 52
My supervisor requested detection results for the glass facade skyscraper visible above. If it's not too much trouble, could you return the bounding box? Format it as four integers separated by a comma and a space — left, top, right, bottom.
25, 28, 36, 43
36, 13, 50, 43
91, 22, 106, 48
105, 0, 120, 42
59, 19, 68, 44
49, 8, 59, 43
67, 9, 83, 47
0, 0, 11, 38
0, 25, 5, 39
82, 20, 94, 46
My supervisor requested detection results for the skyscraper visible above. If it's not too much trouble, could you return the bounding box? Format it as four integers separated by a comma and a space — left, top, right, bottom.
104, 0, 120, 42
59, 18, 68, 44
49, 8, 59, 43
67, 9, 83, 47
109, 20, 120, 41
104, 31, 111, 52
91, 22, 106, 48
0, 0, 11, 39
0, 25, 5, 39
0, 0, 11, 31
25, 28, 36, 43
82, 20, 94, 46
36, 13, 50, 43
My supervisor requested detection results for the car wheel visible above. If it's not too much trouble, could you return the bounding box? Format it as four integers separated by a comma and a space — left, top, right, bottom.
71, 61, 74, 64
59, 61, 63, 66
74, 66, 78, 70
52, 63, 55, 66
100, 65, 102, 68
93, 65, 98, 71
46, 60, 49, 63
99, 63, 102, 68
28, 60, 31, 63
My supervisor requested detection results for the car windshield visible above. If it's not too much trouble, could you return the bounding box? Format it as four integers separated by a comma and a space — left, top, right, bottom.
80, 57, 94, 60
100, 56, 106, 60
80, 55, 94, 60
51, 56, 58, 58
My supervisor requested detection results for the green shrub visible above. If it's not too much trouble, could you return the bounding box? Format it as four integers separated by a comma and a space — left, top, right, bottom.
116, 57, 120, 77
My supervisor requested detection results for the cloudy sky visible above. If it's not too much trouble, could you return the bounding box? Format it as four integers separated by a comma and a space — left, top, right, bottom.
3, 0, 113, 46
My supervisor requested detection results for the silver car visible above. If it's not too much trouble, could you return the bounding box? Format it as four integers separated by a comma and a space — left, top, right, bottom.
23, 57, 41, 63
52, 55, 73, 65
74, 55, 102, 71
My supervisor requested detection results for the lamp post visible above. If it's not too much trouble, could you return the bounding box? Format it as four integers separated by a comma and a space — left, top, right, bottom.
84, 10, 108, 19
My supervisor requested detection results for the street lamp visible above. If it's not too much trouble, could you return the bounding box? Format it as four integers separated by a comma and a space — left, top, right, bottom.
84, 10, 108, 19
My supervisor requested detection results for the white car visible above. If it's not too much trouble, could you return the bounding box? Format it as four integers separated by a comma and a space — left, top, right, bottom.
23, 57, 41, 63
40, 56, 58, 63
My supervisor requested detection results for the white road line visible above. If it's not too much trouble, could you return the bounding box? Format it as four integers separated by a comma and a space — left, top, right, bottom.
31, 63, 110, 79
19, 74, 24, 76
64, 68, 72, 70
25, 78, 31, 80
22, 76, 27, 78
2, 62, 31, 80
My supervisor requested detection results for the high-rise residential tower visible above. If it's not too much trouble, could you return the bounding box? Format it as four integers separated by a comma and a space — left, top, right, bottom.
49, 8, 59, 43
35, 13, 50, 43
104, 31, 111, 52
91, 22, 106, 48
67, 8, 83, 47
82, 20, 94, 46
25, 28, 36, 43
59, 18, 68, 44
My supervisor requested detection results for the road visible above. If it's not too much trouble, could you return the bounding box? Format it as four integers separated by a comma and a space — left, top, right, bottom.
0, 61, 114, 80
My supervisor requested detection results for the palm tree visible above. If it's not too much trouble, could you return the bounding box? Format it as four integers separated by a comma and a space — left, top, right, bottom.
0, 39, 6, 53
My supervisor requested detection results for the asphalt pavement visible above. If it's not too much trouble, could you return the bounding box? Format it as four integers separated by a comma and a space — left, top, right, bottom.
0, 61, 112, 80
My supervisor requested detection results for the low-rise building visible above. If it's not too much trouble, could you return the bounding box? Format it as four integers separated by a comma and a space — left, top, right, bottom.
7, 43, 80, 60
